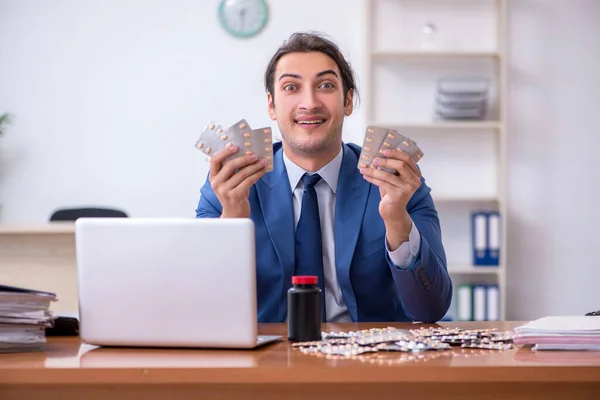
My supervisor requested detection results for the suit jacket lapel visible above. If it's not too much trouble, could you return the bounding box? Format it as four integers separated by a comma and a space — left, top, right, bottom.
334, 144, 371, 321
255, 144, 295, 320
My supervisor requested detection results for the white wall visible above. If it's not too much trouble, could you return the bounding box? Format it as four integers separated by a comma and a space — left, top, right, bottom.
1, 0, 599, 319
0, 0, 365, 222
506, 0, 600, 319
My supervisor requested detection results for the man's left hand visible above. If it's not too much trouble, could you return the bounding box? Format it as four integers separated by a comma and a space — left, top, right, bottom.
359, 148, 421, 250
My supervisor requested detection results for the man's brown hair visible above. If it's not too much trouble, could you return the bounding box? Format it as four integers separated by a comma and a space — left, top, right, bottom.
264, 31, 359, 106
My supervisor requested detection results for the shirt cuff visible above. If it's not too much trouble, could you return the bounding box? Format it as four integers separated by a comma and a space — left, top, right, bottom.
386, 221, 421, 270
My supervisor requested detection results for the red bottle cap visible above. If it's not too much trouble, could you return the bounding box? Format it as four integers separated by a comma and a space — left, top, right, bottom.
292, 276, 318, 285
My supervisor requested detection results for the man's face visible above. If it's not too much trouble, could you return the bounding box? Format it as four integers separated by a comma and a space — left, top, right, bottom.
268, 51, 353, 157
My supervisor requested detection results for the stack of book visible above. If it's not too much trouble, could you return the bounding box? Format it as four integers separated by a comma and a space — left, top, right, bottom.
0, 284, 57, 353
434, 77, 489, 120
514, 316, 600, 351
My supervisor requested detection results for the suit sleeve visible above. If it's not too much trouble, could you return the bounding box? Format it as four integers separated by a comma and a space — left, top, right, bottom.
385, 222, 421, 268
385, 176, 453, 323
195, 175, 223, 218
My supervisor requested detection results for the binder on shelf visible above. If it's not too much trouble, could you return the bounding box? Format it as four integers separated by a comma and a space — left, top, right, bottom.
471, 211, 500, 266
473, 285, 487, 321
472, 212, 488, 265
488, 211, 501, 265
486, 285, 500, 321
456, 284, 472, 321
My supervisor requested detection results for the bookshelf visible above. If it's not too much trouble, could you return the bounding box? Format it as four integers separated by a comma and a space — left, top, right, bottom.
364, 0, 508, 320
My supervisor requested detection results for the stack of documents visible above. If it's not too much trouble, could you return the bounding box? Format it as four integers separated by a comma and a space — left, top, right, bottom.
434, 77, 489, 120
0, 284, 57, 353
514, 316, 600, 351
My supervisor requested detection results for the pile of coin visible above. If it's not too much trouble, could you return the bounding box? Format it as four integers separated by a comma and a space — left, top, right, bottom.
292, 327, 514, 358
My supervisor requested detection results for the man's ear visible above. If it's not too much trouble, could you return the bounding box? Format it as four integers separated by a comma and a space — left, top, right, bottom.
344, 89, 354, 116
267, 92, 276, 121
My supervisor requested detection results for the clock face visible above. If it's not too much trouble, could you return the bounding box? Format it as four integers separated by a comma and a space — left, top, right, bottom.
218, 0, 269, 39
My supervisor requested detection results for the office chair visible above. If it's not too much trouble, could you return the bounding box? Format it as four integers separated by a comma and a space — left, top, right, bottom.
49, 207, 128, 221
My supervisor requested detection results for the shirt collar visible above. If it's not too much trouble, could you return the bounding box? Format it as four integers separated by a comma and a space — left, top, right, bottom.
283, 145, 344, 194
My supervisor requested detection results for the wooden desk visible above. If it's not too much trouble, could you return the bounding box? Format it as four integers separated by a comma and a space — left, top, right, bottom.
1, 322, 599, 400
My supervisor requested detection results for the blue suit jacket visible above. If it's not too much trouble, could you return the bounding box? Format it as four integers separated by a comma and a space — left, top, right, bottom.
196, 142, 452, 323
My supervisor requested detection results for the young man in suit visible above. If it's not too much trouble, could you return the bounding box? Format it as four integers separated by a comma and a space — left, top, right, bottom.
196, 32, 452, 323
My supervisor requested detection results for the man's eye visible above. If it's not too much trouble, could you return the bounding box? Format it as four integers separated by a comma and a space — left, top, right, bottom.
283, 84, 297, 91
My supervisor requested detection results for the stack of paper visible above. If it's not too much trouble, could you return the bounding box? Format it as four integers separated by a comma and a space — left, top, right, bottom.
0, 284, 57, 353
434, 77, 489, 120
514, 316, 600, 351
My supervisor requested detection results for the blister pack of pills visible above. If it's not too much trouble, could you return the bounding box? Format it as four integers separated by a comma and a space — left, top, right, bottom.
195, 119, 274, 172
293, 326, 514, 359
357, 126, 424, 173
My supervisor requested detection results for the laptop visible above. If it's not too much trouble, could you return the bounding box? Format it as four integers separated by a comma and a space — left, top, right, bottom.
75, 217, 281, 349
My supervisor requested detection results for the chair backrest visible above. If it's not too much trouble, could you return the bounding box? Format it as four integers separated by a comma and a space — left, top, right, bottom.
50, 207, 128, 221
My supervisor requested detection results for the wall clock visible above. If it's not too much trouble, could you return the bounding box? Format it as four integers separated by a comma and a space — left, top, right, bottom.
218, 0, 269, 39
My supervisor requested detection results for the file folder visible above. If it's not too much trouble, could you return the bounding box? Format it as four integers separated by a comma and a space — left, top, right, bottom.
486, 285, 500, 321
487, 212, 500, 265
471, 211, 500, 266
514, 316, 600, 350
0, 284, 56, 297
456, 285, 472, 321
473, 285, 487, 321
472, 212, 487, 265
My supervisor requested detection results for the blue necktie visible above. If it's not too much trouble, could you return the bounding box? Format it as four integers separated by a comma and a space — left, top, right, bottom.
295, 173, 326, 321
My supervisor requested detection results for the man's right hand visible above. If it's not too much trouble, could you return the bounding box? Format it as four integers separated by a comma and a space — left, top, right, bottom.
209, 143, 267, 218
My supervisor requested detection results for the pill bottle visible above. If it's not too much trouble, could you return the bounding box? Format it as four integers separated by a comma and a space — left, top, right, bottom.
287, 275, 322, 342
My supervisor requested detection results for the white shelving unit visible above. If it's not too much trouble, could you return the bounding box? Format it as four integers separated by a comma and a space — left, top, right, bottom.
373, 121, 502, 130
447, 265, 501, 275
372, 51, 501, 60
364, 0, 508, 320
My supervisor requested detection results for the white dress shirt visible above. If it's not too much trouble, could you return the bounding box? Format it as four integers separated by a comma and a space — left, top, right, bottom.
283, 145, 421, 322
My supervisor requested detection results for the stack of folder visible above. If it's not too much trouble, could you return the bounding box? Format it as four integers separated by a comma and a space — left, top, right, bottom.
0, 284, 57, 353
514, 316, 600, 351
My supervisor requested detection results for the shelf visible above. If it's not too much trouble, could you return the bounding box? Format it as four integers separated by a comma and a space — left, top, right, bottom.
447, 265, 501, 274
371, 122, 501, 130
372, 51, 500, 61
432, 195, 500, 203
